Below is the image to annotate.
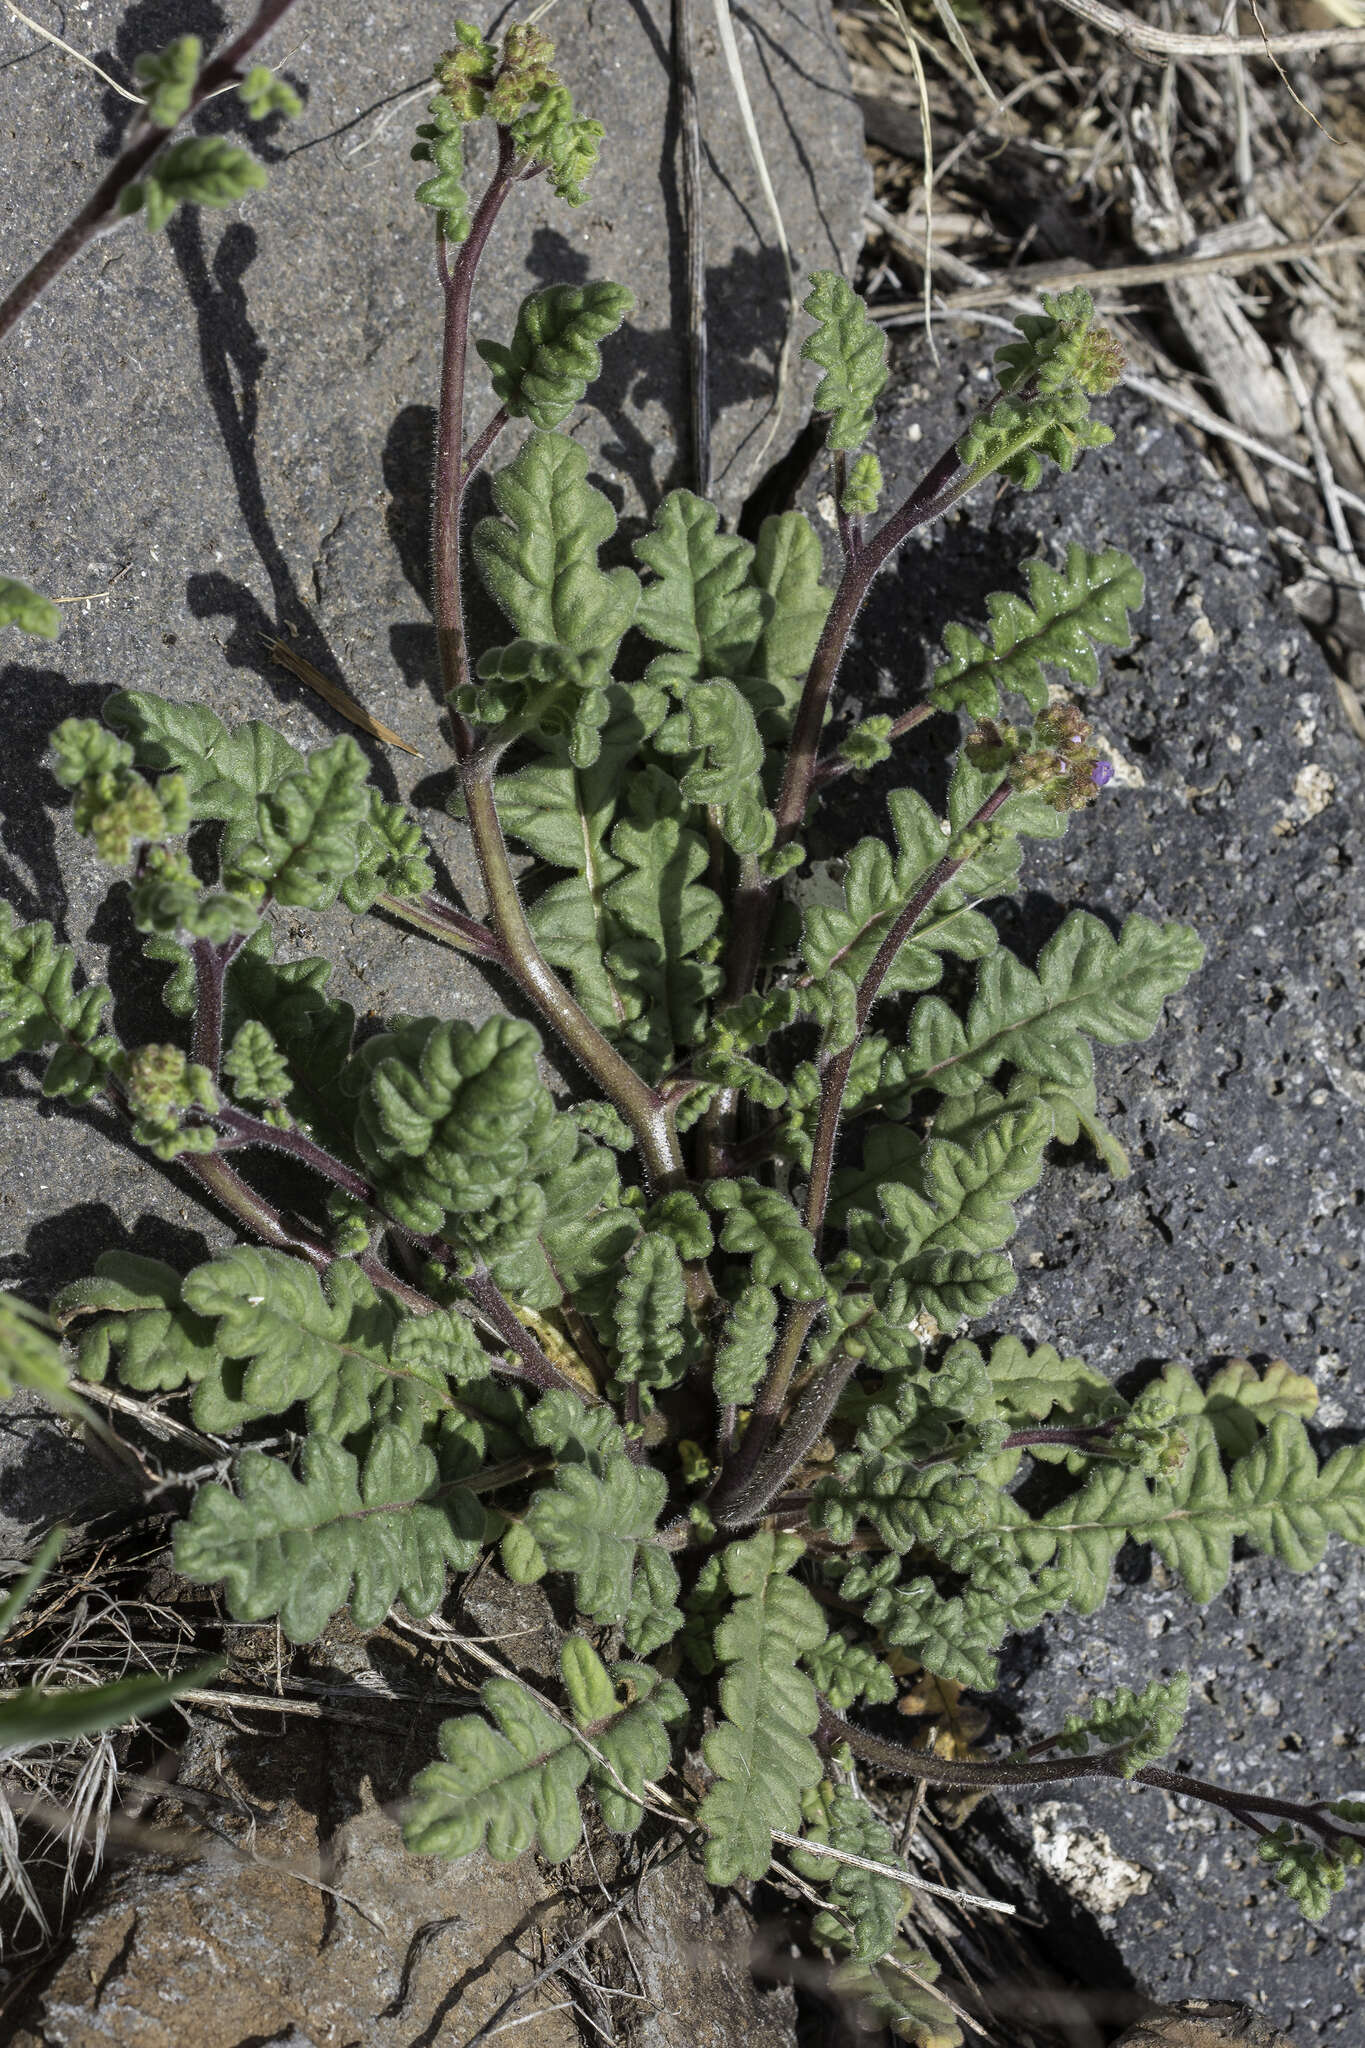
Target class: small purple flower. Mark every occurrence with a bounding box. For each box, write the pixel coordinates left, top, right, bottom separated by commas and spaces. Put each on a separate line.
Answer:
1091, 759, 1114, 789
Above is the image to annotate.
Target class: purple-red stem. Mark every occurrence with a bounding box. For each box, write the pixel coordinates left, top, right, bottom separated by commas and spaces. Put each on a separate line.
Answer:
723, 437, 973, 1008
0, 0, 304, 345
190, 932, 250, 1080
709, 782, 1012, 1525
375, 890, 504, 960
461, 405, 510, 491
434, 131, 518, 728
430, 145, 687, 1199
822, 1703, 1365, 1853
812, 701, 936, 791
183, 929, 583, 1391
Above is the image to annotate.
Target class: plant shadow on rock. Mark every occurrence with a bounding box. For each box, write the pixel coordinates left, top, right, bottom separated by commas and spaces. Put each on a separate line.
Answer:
167, 213, 397, 776
93, 0, 300, 163
93, 0, 227, 157
0, 664, 107, 937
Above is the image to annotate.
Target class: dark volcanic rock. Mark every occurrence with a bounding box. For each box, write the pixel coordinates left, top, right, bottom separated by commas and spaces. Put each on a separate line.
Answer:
825, 334, 1364, 2037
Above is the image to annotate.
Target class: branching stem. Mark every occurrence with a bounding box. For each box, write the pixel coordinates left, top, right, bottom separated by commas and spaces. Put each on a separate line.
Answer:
461, 404, 510, 490
430, 149, 687, 1195
823, 1704, 1365, 1854
189, 931, 249, 1081
0, 0, 303, 345
724, 437, 978, 1006
459, 1263, 604, 1401
180, 937, 582, 1387
710, 782, 1012, 1524
374, 891, 504, 960
812, 702, 935, 791
804, 781, 1013, 1248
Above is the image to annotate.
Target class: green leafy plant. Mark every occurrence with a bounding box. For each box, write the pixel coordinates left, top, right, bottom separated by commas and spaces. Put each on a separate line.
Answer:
0, 576, 60, 640
4, 14, 1363, 2026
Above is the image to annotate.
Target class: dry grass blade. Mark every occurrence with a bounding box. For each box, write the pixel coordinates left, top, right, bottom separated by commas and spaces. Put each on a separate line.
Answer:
0, 1787, 50, 1947
398, 1621, 1017, 1916
928, 0, 996, 102
871, 233, 1365, 312
58, 1735, 116, 1911
1047, 0, 1365, 58
1280, 347, 1365, 745
1, 0, 144, 102
877, 0, 937, 360
768, 1826, 1015, 1912
712, 0, 797, 479
266, 638, 423, 756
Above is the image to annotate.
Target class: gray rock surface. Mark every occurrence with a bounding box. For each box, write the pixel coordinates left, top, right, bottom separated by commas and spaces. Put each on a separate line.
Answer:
825, 335, 1364, 2037
0, 0, 866, 1541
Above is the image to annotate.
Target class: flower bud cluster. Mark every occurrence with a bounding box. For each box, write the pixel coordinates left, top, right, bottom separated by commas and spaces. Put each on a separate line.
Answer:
1077, 325, 1125, 397
115, 1043, 217, 1158
48, 717, 190, 863
435, 21, 560, 127
433, 23, 497, 121
966, 701, 1114, 812
429, 20, 602, 210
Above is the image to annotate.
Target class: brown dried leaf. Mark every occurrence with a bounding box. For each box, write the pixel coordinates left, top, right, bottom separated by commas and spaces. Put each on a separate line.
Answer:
894, 1668, 989, 1761
267, 639, 423, 757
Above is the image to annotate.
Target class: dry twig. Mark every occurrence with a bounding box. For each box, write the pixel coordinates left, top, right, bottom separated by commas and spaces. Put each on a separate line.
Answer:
1048, 0, 1365, 58
870, 234, 1365, 314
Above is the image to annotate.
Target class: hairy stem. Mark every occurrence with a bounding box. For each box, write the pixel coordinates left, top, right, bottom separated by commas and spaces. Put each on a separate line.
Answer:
0, 0, 303, 345
191, 1138, 581, 1388
204, 1104, 598, 1391
813, 701, 935, 791
175, 1157, 434, 1325
823, 1704, 1365, 1852
460, 1263, 615, 1407
804, 781, 1013, 1248
188, 1039, 585, 1393
189, 933, 249, 1081
428, 149, 687, 1196
460, 756, 686, 1191
181, 1155, 436, 1318
712, 1349, 860, 1529
709, 783, 1012, 1522
374, 890, 504, 960
461, 404, 510, 491
210, 1102, 375, 1200
433, 131, 518, 718
723, 437, 977, 1006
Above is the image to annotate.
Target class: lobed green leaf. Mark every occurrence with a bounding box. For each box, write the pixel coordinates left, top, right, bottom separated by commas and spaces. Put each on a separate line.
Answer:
801, 271, 888, 451
698, 1531, 827, 1883
175, 1426, 486, 1641
478, 282, 634, 429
